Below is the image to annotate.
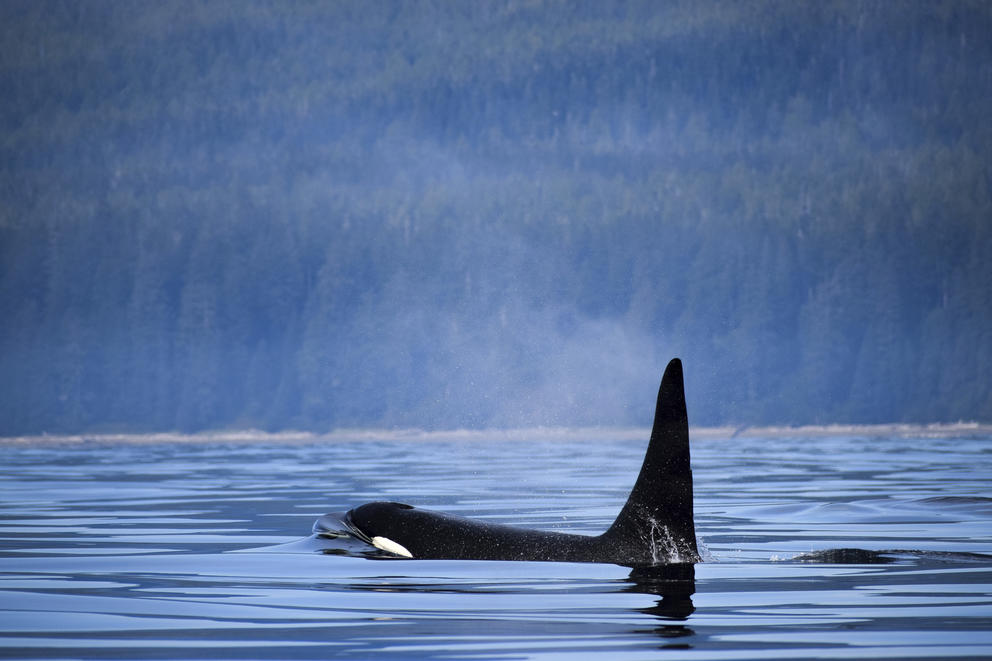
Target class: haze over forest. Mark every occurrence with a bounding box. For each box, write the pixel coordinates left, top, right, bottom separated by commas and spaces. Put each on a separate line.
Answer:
1, 1, 990, 435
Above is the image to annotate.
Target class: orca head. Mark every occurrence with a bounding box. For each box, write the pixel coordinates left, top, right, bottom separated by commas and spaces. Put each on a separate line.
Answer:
346, 501, 418, 557
347, 501, 414, 535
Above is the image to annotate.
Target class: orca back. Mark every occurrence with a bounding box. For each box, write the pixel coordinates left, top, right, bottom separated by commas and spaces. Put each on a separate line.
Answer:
601, 358, 699, 563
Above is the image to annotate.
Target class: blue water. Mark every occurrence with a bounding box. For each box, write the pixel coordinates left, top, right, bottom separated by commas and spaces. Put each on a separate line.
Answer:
1, 432, 991, 659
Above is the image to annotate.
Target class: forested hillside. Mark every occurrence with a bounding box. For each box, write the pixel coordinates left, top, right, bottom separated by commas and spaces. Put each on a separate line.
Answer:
1, 1, 990, 434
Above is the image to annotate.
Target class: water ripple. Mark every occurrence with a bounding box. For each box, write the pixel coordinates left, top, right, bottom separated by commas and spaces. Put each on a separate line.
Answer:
1, 434, 990, 659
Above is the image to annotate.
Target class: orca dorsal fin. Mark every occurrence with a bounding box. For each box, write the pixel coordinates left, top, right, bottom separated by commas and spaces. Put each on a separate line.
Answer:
602, 358, 699, 564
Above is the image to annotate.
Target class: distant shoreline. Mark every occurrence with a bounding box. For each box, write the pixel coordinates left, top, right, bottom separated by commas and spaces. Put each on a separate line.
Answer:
2, 422, 989, 445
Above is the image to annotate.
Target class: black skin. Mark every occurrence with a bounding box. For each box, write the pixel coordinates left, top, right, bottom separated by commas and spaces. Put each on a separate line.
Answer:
346, 502, 608, 562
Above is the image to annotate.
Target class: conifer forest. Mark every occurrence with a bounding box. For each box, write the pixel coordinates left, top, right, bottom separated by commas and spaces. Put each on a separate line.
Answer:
1, 1, 990, 434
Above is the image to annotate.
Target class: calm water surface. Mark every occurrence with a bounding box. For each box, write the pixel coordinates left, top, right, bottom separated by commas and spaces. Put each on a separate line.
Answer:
1, 433, 990, 659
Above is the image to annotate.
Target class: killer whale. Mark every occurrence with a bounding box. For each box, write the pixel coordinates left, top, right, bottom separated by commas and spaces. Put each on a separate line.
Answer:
314, 358, 699, 566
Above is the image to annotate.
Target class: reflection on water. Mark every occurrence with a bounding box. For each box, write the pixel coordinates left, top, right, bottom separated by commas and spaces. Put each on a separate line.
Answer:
627, 563, 696, 623
0, 433, 991, 659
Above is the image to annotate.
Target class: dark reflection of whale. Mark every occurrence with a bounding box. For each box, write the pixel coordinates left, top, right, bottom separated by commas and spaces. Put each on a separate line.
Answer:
314, 358, 699, 566
626, 563, 696, 621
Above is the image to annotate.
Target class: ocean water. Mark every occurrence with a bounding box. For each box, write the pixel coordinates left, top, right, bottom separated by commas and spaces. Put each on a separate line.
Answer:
1, 432, 990, 659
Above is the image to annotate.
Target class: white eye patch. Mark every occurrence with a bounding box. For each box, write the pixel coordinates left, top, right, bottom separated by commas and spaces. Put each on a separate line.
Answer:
371, 536, 413, 558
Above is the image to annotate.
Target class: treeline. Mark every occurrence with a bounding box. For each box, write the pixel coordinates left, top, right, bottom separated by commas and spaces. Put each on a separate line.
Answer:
1, 1, 990, 434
